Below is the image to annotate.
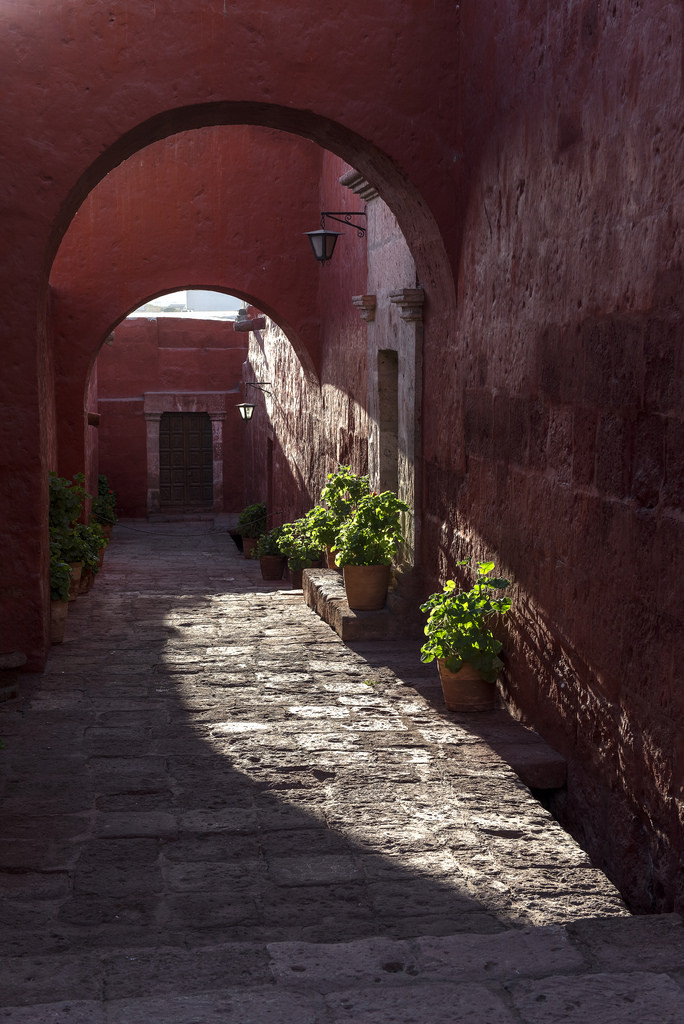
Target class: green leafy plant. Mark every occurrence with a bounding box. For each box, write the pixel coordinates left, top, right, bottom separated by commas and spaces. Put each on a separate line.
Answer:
279, 515, 322, 570
49, 472, 89, 534
237, 502, 267, 539
49, 472, 103, 578
420, 560, 511, 683
56, 523, 89, 564
92, 474, 117, 526
80, 521, 108, 573
321, 465, 371, 525
303, 504, 340, 550
334, 490, 410, 567
49, 543, 72, 603
255, 526, 285, 558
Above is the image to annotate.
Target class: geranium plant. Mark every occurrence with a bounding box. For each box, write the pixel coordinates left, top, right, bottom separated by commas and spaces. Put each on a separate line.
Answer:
49, 472, 89, 534
49, 543, 72, 603
49, 472, 104, 575
420, 560, 511, 683
319, 464, 368, 528
304, 504, 340, 550
80, 521, 108, 574
92, 474, 117, 526
237, 502, 267, 539
279, 516, 322, 571
334, 491, 410, 567
255, 526, 285, 558
56, 523, 95, 565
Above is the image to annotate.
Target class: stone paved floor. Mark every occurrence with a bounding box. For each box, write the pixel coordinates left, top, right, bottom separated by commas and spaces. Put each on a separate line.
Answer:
1, 520, 683, 1022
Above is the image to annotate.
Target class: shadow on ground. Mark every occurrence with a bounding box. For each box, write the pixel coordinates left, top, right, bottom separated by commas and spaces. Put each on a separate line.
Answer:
0, 521, 626, 968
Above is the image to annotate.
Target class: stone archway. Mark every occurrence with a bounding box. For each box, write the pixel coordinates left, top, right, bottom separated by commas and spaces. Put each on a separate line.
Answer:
22, 106, 458, 666
50, 117, 456, 558
1, 3, 461, 667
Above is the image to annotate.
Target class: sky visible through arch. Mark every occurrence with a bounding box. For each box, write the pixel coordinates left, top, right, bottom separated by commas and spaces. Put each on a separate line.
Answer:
129, 290, 244, 320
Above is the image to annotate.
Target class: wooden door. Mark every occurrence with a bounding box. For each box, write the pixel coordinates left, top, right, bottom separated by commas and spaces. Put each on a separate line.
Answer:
159, 412, 213, 510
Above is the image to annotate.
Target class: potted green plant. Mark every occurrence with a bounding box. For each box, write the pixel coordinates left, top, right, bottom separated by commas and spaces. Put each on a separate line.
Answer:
49, 471, 89, 534
56, 524, 95, 599
279, 515, 323, 587
49, 472, 91, 599
255, 526, 286, 580
318, 466, 371, 567
49, 543, 72, 644
91, 474, 117, 538
304, 505, 339, 566
237, 502, 267, 559
78, 521, 109, 593
334, 490, 410, 610
420, 560, 511, 711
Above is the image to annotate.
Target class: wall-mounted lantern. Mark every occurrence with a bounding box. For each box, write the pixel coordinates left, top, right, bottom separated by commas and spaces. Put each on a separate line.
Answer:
236, 403, 255, 421
236, 381, 272, 421
305, 210, 367, 266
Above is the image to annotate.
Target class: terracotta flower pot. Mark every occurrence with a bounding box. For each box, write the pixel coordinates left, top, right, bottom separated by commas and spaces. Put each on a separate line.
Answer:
288, 559, 317, 589
259, 555, 286, 580
342, 564, 390, 610
67, 562, 83, 602
242, 537, 258, 560
79, 566, 96, 594
50, 600, 68, 644
437, 658, 498, 712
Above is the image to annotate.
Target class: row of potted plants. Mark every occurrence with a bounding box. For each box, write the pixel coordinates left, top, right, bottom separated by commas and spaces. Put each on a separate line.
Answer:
238, 467, 410, 609
49, 472, 117, 643
237, 469, 513, 714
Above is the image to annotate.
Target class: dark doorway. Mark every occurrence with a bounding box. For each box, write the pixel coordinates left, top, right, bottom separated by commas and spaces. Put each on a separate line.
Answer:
159, 412, 213, 510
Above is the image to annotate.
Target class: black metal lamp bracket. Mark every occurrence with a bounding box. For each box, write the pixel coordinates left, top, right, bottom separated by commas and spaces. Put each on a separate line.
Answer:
244, 381, 272, 397
320, 210, 367, 237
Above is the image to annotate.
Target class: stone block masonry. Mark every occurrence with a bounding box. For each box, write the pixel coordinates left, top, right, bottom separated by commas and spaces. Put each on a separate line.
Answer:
1, 520, 681, 1020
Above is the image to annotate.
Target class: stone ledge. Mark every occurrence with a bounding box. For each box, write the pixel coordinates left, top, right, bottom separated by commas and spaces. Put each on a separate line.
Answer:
233, 316, 266, 332
473, 724, 568, 791
302, 568, 404, 642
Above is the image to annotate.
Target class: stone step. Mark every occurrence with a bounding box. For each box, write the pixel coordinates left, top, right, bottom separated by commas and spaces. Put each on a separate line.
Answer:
303, 567, 402, 641
346, 638, 569, 791
1, 915, 683, 1022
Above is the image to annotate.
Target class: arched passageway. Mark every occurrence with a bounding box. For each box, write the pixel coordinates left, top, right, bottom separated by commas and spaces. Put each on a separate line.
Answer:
50, 118, 440, 552
1, 0, 460, 669
2, 0, 683, 919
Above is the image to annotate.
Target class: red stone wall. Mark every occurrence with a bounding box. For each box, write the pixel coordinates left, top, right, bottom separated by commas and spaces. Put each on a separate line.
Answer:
96, 318, 249, 517
317, 153, 370, 477
242, 153, 369, 526
49, 125, 325, 491
418, 1, 684, 912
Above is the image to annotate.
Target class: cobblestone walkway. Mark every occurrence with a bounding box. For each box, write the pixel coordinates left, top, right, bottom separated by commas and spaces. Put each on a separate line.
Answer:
1, 520, 683, 1022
